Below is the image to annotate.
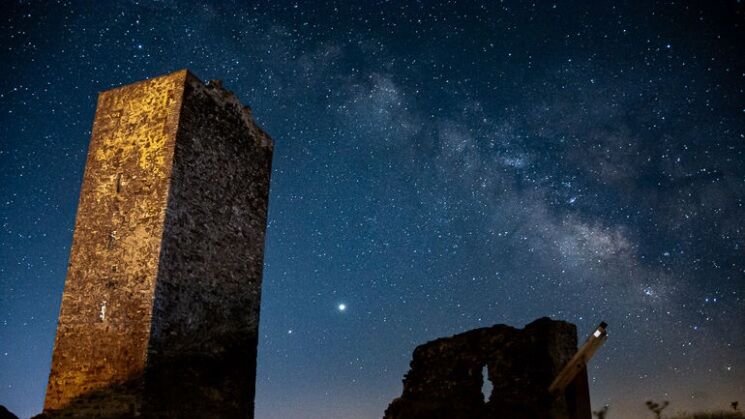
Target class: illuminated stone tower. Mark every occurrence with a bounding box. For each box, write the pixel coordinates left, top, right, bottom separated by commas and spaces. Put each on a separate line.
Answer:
43, 70, 273, 418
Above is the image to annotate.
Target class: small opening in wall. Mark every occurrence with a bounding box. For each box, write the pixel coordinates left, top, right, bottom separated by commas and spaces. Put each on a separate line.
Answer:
99, 301, 107, 321
115, 173, 122, 193
107, 230, 117, 249
481, 365, 492, 403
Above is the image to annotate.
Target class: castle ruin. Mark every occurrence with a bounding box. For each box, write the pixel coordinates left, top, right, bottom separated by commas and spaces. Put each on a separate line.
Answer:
384, 317, 592, 419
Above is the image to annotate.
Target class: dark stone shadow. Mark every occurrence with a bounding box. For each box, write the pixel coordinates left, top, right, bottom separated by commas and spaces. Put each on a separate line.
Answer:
34, 343, 257, 419
0, 405, 20, 419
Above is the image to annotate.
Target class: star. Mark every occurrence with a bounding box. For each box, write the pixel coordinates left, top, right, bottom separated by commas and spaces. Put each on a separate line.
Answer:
337, 303, 347, 312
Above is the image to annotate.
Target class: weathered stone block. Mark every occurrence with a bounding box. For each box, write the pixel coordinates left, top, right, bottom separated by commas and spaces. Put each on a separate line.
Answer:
42, 70, 273, 418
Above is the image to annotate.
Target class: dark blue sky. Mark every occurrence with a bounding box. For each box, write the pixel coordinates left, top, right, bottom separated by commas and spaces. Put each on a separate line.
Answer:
1, 1, 744, 417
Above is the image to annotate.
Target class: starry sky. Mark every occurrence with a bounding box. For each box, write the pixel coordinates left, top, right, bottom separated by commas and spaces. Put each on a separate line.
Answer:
1, 1, 744, 418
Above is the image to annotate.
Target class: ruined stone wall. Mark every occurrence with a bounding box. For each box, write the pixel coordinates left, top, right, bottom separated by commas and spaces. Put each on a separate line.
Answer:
383, 317, 591, 419
42, 70, 272, 418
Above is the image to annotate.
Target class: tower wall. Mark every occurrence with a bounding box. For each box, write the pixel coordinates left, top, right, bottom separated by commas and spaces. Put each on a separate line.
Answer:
143, 74, 273, 417
43, 70, 272, 418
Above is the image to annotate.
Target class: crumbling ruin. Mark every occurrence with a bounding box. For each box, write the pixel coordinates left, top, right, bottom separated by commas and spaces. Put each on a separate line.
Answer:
383, 317, 591, 419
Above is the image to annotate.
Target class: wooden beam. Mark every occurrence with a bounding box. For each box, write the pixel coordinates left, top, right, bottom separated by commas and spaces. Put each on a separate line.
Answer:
549, 321, 608, 394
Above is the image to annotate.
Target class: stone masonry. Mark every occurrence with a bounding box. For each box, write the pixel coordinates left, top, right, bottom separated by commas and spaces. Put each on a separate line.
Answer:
42, 70, 273, 418
383, 317, 591, 419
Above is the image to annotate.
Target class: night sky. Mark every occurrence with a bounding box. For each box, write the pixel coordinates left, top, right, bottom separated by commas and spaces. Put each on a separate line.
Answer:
1, 1, 744, 418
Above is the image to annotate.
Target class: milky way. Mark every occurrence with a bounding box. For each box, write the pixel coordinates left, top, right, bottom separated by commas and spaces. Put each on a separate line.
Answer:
1, 2, 743, 418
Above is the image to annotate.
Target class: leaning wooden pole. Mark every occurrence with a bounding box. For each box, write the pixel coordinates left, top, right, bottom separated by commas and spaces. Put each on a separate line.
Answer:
549, 321, 608, 395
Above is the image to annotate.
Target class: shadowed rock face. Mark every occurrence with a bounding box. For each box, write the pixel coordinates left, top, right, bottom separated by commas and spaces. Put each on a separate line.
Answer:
384, 317, 591, 419
0, 406, 19, 419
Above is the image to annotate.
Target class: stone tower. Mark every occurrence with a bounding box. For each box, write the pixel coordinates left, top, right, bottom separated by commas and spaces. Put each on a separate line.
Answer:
43, 70, 273, 418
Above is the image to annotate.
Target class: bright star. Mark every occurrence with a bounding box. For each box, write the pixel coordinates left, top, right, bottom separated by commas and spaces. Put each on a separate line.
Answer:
338, 303, 347, 312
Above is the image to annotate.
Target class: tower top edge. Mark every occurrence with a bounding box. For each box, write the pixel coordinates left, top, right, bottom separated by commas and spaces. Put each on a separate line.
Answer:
96, 69, 273, 149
